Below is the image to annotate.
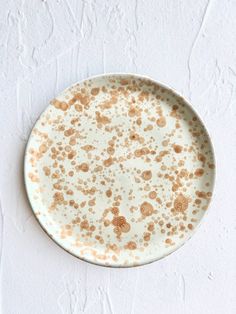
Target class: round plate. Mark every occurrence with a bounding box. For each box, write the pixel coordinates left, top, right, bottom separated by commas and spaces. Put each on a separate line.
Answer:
24, 74, 215, 267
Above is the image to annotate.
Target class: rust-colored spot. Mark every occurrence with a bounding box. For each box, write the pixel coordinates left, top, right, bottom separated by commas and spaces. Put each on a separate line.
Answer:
143, 232, 151, 241
91, 87, 100, 96
75, 104, 83, 112
74, 93, 90, 106
39, 143, 47, 153
140, 201, 154, 216
112, 216, 126, 227
68, 150, 76, 159
120, 79, 129, 85
195, 191, 210, 199
106, 189, 112, 198
43, 166, 50, 176
111, 207, 119, 215
188, 223, 193, 230
120, 223, 130, 233
64, 128, 75, 137
173, 144, 182, 153
129, 132, 140, 141
103, 157, 113, 167
149, 191, 157, 199
194, 168, 204, 177
52, 99, 69, 111
100, 96, 118, 109
156, 116, 166, 127
198, 153, 206, 163
96, 111, 111, 124
80, 220, 89, 230
53, 192, 64, 203
174, 194, 189, 212
141, 170, 152, 181
148, 222, 155, 232
77, 163, 89, 172
28, 172, 39, 182
107, 146, 115, 155
125, 241, 137, 250
81, 145, 95, 151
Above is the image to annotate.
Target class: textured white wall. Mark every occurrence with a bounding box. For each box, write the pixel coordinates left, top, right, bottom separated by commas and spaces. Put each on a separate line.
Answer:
0, 0, 236, 313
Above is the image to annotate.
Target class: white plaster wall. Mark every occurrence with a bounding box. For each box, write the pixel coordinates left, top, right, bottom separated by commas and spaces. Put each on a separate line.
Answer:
0, 0, 236, 313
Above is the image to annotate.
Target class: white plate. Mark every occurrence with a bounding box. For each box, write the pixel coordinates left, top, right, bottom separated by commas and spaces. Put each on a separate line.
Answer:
24, 74, 215, 267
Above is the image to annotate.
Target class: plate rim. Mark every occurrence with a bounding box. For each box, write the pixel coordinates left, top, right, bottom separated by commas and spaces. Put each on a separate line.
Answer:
23, 72, 216, 268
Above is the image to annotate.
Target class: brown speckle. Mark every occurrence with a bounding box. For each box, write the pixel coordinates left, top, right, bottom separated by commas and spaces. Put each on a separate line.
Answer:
77, 163, 89, 172
174, 194, 189, 213
91, 87, 100, 96
148, 222, 155, 232
112, 216, 126, 227
28, 172, 39, 182
141, 170, 152, 181
195, 168, 204, 177
198, 153, 206, 163
103, 157, 113, 167
143, 232, 151, 241
106, 189, 112, 197
149, 191, 157, 199
75, 104, 83, 112
188, 223, 193, 230
156, 117, 166, 127
39, 143, 47, 153
81, 145, 95, 151
52, 99, 69, 111
125, 241, 137, 250
140, 202, 154, 216
43, 166, 50, 176
173, 144, 183, 153
96, 111, 111, 125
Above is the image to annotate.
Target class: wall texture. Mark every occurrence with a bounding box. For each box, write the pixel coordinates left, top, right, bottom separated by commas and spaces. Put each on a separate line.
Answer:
0, 0, 236, 313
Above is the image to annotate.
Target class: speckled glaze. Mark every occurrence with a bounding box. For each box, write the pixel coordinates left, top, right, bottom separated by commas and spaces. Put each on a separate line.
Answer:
24, 74, 215, 267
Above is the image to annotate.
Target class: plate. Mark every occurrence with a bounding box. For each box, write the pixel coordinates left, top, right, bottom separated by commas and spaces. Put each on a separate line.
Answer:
24, 74, 215, 267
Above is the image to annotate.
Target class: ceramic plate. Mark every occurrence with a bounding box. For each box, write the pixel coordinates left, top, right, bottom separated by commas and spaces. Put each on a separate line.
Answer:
24, 74, 215, 267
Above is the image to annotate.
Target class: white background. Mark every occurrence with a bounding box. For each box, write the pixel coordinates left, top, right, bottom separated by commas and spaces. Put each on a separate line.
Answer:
0, 0, 236, 313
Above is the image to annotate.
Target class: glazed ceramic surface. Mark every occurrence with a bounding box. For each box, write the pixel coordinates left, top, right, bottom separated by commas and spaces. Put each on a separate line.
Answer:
24, 74, 215, 267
